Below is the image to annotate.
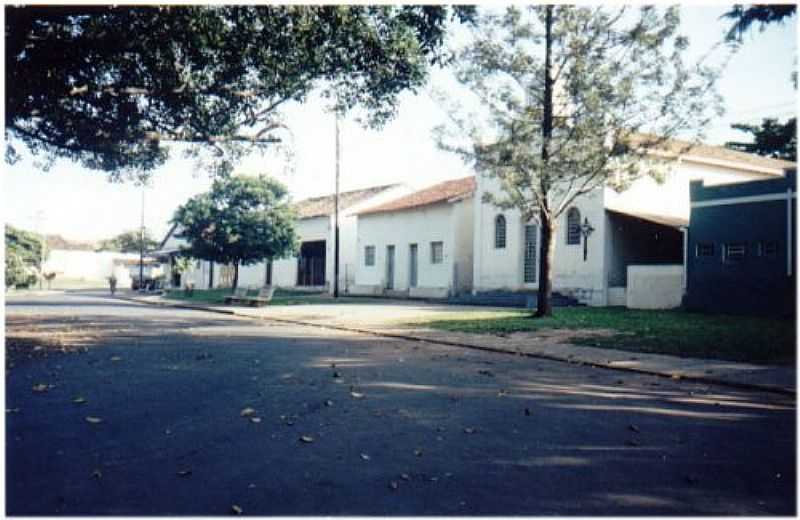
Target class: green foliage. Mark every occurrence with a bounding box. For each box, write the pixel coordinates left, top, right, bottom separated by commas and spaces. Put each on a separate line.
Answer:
171, 174, 298, 287
726, 117, 796, 161
418, 307, 795, 364
722, 4, 796, 42
5, 225, 45, 288
6, 5, 474, 180
98, 229, 158, 253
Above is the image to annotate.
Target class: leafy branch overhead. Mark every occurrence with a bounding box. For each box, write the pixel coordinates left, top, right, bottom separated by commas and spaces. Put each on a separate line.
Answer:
171, 174, 298, 289
6, 5, 475, 180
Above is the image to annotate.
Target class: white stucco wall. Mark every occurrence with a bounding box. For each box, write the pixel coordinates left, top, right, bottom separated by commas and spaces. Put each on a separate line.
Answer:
355, 201, 470, 295
43, 250, 141, 281
270, 215, 329, 288
626, 264, 683, 309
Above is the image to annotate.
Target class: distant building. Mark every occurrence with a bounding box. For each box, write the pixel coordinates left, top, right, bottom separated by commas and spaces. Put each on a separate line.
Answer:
685, 169, 796, 316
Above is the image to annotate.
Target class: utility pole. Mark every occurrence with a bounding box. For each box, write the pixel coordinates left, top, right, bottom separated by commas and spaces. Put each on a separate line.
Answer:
139, 185, 145, 291
333, 108, 341, 298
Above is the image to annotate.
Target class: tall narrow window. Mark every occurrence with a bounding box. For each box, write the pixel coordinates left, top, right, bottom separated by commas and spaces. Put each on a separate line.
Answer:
364, 246, 375, 266
430, 242, 444, 264
566, 208, 581, 245
494, 215, 507, 249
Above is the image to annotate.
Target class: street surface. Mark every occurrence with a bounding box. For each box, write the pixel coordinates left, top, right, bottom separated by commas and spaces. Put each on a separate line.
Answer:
5, 291, 796, 515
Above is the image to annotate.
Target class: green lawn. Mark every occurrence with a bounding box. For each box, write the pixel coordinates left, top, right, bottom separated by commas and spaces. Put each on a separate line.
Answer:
415, 307, 796, 365
163, 287, 331, 306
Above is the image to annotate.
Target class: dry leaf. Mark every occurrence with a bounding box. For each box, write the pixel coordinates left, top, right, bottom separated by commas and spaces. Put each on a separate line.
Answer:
110, 356, 122, 362
414, 448, 423, 457
324, 400, 333, 407
350, 392, 364, 399
85, 416, 103, 424
250, 417, 261, 424
625, 439, 641, 447
628, 424, 640, 433
91, 469, 102, 479
463, 427, 476, 434
73, 397, 87, 404
177, 469, 192, 477
360, 453, 371, 461
32, 384, 48, 393
240, 407, 256, 417
400, 473, 410, 481
6, 408, 20, 414
524, 408, 531, 416
231, 504, 243, 515
388, 480, 399, 490
299, 435, 314, 443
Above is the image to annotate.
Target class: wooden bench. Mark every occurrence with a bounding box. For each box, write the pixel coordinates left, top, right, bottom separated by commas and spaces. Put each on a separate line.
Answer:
224, 286, 251, 304
241, 286, 275, 307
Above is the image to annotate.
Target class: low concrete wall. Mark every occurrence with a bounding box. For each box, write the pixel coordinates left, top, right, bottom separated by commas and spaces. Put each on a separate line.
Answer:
607, 287, 627, 306
409, 286, 449, 299
626, 265, 683, 309
348, 284, 383, 296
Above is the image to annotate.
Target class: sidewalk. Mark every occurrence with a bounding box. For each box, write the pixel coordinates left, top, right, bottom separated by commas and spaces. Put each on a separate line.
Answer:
126, 293, 796, 396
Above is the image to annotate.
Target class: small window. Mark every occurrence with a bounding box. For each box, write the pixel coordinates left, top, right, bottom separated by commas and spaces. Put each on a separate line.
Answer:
364, 246, 375, 266
430, 241, 444, 264
566, 207, 581, 245
696, 243, 714, 257
494, 215, 507, 249
759, 241, 778, 257
723, 243, 746, 263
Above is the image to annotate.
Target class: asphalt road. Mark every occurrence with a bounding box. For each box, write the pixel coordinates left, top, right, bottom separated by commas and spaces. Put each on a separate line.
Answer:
5, 291, 796, 515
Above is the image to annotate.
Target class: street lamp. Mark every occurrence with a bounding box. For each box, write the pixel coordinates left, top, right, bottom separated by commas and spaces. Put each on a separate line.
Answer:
580, 217, 595, 262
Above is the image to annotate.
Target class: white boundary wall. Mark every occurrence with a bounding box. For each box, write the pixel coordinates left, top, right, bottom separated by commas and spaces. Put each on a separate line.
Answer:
626, 264, 683, 309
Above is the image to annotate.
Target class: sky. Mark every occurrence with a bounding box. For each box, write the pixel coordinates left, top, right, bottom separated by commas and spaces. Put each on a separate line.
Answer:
3, 4, 797, 243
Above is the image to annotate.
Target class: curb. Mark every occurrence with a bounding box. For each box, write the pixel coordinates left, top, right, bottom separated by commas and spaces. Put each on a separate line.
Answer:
120, 295, 796, 397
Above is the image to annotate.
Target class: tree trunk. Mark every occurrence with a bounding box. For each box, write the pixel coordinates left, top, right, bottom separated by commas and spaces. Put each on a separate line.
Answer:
535, 214, 557, 317
208, 261, 214, 289
534, 5, 555, 319
233, 261, 239, 290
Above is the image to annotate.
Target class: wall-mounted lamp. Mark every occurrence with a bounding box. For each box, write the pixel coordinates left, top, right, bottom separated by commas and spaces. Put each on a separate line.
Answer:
581, 217, 595, 262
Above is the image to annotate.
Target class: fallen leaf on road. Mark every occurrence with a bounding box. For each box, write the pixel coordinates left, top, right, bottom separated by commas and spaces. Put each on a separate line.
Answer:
91, 469, 102, 479
110, 356, 122, 362
85, 416, 103, 424
360, 453, 371, 461
628, 424, 640, 433
73, 397, 87, 404
231, 504, 243, 515
463, 427, 476, 434
414, 448, 423, 457
324, 400, 333, 407
240, 407, 256, 417
250, 417, 262, 424
299, 435, 314, 443
332, 371, 341, 378
400, 473, 410, 481
625, 439, 640, 447
524, 408, 532, 416
478, 369, 494, 377
497, 389, 507, 397
350, 392, 364, 399
32, 384, 49, 393
388, 481, 399, 490
6, 408, 20, 414
177, 469, 192, 477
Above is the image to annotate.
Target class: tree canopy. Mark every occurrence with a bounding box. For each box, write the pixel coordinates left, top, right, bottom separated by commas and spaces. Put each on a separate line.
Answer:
6, 5, 474, 180
722, 4, 796, 41
438, 5, 724, 316
97, 229, 159, 253
171, 174, 297, 289
5, 225, 45, 288
726, 117, 797, 161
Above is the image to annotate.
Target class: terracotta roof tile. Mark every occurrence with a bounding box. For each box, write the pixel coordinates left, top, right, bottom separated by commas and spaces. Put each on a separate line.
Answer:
293, 184, 399, 219
357, 176, 475, 216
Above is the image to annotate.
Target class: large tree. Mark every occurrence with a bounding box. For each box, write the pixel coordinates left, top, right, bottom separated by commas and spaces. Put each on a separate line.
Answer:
721, 4, 796, 42
6, 5, 474, 181
5, 225, 46, 288
438, 6, 723, 316
726, 117, 797, 161
172, 174, 297, 290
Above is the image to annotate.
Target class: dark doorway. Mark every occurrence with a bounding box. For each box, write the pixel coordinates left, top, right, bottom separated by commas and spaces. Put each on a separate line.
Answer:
297, 241, 326, 286
386, 245, 395, 290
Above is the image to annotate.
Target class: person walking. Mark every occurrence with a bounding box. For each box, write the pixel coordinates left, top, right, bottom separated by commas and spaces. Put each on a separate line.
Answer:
108, 275, 117, 296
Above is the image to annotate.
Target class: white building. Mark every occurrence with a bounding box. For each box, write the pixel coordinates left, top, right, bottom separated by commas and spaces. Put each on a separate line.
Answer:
472, 139, 793, 307
352, 177, 475, 298
348, 139, 792, 308
157, 183, 409, 292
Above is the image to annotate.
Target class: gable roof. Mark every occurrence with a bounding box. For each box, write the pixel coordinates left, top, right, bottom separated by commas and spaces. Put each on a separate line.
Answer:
633, 134, 795, 174
293, 183, 400, 219
357, 176, 476, 216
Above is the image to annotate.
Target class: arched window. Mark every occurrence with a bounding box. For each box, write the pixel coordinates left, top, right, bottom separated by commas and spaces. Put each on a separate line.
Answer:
495, 214, 507, 249
566, 207, 581, 245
